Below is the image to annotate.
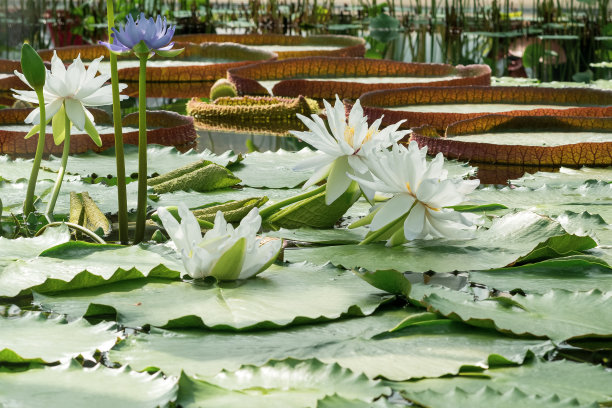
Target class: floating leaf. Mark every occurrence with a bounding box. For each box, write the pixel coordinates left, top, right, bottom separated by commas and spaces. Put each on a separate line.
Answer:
402, 386, 599, 408
187, 96, 319, 135
423, 287, 612, 342
109, 309, 552, 381
0, 225, 70, 265
359, 85, 612, 131
0, 361, 177, 408
0, 242, 182, 298
227, 57, 491, 99
0, 312, 117, 364
392, 359, 612, 406
283, 211, 587, 272
177, 359, 389, 408
173, 33, 366, 59
411, 115, 612, 166
0, 109, 196, 155
34, 263, 392, 330
470, 255, 612, 294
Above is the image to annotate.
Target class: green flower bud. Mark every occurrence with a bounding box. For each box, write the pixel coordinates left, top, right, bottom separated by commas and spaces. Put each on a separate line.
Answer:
209, 79, 237, 100
20, 43, 46, 90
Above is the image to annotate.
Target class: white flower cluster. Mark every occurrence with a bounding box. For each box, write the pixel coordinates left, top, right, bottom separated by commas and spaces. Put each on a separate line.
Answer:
293, 96, 482, 246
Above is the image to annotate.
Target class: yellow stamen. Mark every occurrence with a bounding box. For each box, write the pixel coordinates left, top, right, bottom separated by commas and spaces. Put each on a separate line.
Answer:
405, 182, 440, 211
344, 126, 376, 149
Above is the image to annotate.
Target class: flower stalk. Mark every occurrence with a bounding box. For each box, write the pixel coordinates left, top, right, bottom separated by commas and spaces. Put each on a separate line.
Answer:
133, 54, 148, 244
23, 89, 46, 216
258, 184, 326, 219
45, 105, 70, 215
106, 0, 128, 244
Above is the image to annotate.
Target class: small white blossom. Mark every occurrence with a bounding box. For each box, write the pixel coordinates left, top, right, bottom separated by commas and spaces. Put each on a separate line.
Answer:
158, 205, 282, 280
350, 141, 482, 245
291, 96, 409, 205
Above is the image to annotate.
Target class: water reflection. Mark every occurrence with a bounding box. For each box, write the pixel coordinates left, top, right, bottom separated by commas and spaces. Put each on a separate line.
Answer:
195, 128, 308, 155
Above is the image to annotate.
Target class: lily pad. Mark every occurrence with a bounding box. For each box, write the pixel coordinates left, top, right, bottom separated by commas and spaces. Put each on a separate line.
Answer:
283, 211, 591, 272
0, 109, 196, 155
0, 361, 177, 408
0, 242, 183, 298
227, 57, 491, 99
392, 359, 612, 406
0, 224, 69, 265
177, 359, 389, 408
469, 255, 612, 294
35, 42, 275, 83
359, 85, 612, 131
173, 33, 366, 59
411, 115, 612, 166
187, 95, 319, 135
230, 148, 322, 188
34, 263, 393, 330
423, 286, 612, 342
43, 145, 237, 180
0, 312, 117, 363
510, 166, 612, 189
109, 309, 552, 381
400, 386, 599, 408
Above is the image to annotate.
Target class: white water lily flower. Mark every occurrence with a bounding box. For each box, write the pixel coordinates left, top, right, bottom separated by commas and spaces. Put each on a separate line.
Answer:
350, 141, 482, 245
157, 205, 282, 280
291, 95, 410, 205
12, 51, 127, 136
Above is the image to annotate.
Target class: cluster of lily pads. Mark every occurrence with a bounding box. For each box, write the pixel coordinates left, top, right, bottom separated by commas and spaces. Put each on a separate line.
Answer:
0, 8, 611, 408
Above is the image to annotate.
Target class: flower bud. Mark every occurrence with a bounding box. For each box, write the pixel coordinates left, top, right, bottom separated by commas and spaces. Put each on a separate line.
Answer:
20, 43, 46, 90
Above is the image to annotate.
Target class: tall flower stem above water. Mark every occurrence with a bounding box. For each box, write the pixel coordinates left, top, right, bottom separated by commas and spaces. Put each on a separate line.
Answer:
133, 55, 148, 244
46, 106, 70, 215
23, 90, 45, 216
106, 0, 128, 244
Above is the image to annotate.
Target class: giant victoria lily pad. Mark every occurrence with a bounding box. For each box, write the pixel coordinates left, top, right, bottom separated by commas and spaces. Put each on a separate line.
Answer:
358, 86, 612, 131
34, 42, 276, 83
187, 96, 319, 135
0, 108, 196, 155
227, 57, 491, 100
411, 115, 612, 166
173, 33, 366, 59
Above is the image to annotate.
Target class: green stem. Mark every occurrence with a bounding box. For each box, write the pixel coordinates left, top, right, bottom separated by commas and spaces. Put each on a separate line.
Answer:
45, 106, 70, 215
107, 0, 128, 244
35, 221, 107, 244
259, 184, 326, 219
133, 55, 148, 244
23, 89, 46, 216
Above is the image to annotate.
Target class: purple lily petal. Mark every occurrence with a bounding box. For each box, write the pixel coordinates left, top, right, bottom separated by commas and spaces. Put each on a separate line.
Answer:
100, 12, 178, 55
99, 40, 130, 53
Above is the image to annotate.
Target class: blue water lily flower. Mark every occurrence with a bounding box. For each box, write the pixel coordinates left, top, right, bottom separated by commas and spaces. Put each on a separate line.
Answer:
100, 13, 181, 57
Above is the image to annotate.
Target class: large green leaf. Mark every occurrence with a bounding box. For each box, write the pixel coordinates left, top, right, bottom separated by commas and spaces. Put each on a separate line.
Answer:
267, 227, 368, 244
283, 212, 591, 272
401, 386, 599, 408
177, 359, 390, 408
0, 360, 177, 408
467, 183, 612, 226
0, 225, 69, 264
109, 309, 552, 381
230, 148, 322, 188
391, 359, 612, 406
34, 263, 393, 330
43, 145, 237, 179
0, 155, 63, 182
0, 312, 117, 363
470, 255, 612, 294
315, 395, 402, 408
0, 242, 183, 298
511, 167, 612, 189
423, 287, 612, 342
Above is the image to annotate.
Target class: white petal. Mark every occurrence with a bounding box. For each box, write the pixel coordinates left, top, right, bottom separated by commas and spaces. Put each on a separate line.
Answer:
302, 161, 333, 189
293, 153, 335, 171
177, 204, 203, 245
370, 194, 414, 231
64, 98, 86, 130
325, 156, 352, 205
347, 155, 369, 175
403, 202, 426, 240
